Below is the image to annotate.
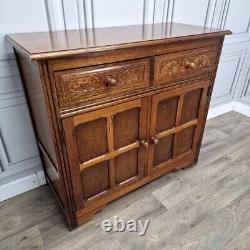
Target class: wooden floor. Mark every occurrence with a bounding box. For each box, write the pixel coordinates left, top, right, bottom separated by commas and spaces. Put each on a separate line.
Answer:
1, 111, 250, 250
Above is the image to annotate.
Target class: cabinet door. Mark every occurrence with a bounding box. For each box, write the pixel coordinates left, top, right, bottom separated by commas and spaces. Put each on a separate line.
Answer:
63, 98, 148, 210
148, 80, 210, 174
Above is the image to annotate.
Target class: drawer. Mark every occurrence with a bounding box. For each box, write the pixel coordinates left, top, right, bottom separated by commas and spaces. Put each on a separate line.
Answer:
54, 58, 150, 108
153, 46, 217, 85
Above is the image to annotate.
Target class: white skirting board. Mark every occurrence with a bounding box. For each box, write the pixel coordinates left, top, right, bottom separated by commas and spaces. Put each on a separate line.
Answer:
234, 102, 250, 117
208, 101, 250, 120
207, 101, 235, 119
0, 171, 46, 202
0, 101, 249, 202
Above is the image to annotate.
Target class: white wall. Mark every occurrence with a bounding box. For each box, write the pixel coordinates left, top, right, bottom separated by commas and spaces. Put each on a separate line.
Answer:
0, 0, 250, 201
0, 0, 49, 201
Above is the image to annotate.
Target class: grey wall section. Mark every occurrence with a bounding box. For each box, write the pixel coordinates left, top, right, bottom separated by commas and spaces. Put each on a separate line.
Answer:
0, 62, 40, 186
0, 0, 49, 200
1, 0, 250, 201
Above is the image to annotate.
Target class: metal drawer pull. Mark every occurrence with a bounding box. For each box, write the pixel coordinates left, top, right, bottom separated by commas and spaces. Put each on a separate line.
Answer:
185, 61, 196, 70
105, 77, 117, 87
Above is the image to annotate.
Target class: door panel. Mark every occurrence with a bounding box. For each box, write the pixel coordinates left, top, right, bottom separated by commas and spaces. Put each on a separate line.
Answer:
180, 88, 202, 124
113, 108, 139, 149
173, 126, 196, 157
114, 149, 138, 184
148, 80, 210, 174
81, 161, 110, 199
156, 96, 179, 133
75, 118, 108, 162
153, 135, 174, 167
63, 98, 148, 209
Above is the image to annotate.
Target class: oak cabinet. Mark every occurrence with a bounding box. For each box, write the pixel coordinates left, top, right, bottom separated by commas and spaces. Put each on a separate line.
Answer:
6, 23, 231, 229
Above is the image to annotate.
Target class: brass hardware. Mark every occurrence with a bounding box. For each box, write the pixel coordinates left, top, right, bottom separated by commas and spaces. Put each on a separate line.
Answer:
105, 77, 117, 87
185, 61, 196, 69
151, 137, 159, 144
140, 140, 149, 148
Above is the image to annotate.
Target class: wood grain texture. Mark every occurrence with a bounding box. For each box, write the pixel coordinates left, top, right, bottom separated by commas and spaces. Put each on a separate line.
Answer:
15, 53, 58, 166
50, 38, 223, 73
154, 46, 217, 85
148, 80, 209, 174
6, 23, 231, 60
63, 98, 147, 207
54, 58, 149, 109
0, 226, 45, 250
164, 190, 250, 250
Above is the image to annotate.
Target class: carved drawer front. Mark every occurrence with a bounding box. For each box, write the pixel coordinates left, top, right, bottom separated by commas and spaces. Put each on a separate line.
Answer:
154, 46, 217, 85
54, 58, 150, 109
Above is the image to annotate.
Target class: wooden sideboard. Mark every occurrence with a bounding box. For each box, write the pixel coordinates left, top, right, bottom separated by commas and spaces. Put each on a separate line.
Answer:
6, 23, 231, 229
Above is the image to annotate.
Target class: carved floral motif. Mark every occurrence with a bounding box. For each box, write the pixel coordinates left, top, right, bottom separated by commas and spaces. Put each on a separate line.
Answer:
158, 53, 214, 80
56, 61, 148, 107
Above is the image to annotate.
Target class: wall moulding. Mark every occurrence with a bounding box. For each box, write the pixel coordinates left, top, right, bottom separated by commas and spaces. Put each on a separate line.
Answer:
212, 48, 247, 105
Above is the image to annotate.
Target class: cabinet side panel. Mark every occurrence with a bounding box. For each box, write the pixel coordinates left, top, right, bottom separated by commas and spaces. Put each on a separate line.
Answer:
15, 52, 69, 215
16, 54, 57, 165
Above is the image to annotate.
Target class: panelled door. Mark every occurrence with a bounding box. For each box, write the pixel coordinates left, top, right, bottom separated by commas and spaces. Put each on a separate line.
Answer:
63, 98, 148, 210
147, 80, 210, 174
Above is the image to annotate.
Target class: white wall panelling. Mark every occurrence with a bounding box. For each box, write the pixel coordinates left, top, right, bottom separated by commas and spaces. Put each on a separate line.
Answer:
0, 0, 250, 201
207, 101, 234, 119
234, 101, 250, 117
211, 48, 247, 106
0, 0, 50, 200
0, 100, 40, 182
0, 58, 41, 187
44, 0, 66, 31
234, 44, 250, 105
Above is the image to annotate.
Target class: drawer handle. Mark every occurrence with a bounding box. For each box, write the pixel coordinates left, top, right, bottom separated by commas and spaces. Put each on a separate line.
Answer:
105, 77, 117, 87
185, 62, 196, 70
151, 137, 159, 145
140, 140, 149, 148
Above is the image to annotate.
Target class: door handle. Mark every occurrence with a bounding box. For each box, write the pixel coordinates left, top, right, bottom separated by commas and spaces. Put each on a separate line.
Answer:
140, 140, 149, 148
151, 137, 159, 144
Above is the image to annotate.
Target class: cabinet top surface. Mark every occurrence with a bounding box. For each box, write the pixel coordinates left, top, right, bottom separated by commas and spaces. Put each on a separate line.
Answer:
6, 23, 231, 60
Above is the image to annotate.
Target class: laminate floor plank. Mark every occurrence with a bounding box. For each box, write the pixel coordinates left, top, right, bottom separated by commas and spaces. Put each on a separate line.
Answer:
0, 186, 60, 242
144, 165, 250, 249
198, 126, 250, 166
0, 112, 250, 250
162, 189, 250, 250
224, 225, 250, 250
0, 226, 45, 250
204, 111, 250, 135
